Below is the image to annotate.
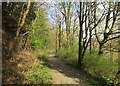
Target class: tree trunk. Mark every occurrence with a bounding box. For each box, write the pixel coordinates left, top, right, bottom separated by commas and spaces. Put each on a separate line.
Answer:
89, 28, 92, 54
66, 18, 70, 50
65, 2, 71, 50
23, 35, 28, 50
78, 2, 83, 67
16, 0, 31, 37
98, 43, 104, 55
58, 24, 61, 50
56, 30, 58, 53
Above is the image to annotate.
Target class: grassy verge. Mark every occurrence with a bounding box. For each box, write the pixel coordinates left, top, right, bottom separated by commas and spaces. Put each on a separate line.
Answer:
23, 50, 52, 84
24, 65, 52, 84
3, 50, 52, 84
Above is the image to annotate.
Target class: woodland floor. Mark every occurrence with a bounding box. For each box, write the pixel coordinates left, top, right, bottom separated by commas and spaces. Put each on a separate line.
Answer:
46, 54, 90, 85
2, 49, 100, 85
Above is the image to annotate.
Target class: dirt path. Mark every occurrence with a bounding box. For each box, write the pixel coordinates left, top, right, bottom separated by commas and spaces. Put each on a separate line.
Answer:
47, 55, 88, 85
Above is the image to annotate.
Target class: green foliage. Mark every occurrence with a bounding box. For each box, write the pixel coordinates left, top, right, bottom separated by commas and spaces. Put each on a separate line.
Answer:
57, 45, 78, 66
28, 8, 50, 51
31, 39, 43, 50
83, 49, 118, 85
84, 50, 99, 72
66, 47, 78, 66
24, 65, 52, 84
58, 46, 118, 85
38, 54, 48, 63
57, 48, 68, 58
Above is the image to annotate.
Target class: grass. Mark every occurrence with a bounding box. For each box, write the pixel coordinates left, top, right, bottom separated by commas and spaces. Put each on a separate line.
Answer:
24, 65, 52, 84
23, 49, 53, 84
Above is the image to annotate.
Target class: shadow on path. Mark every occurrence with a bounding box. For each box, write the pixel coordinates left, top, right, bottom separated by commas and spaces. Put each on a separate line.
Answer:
45, 54, 88, 85
45, 54, 109, 85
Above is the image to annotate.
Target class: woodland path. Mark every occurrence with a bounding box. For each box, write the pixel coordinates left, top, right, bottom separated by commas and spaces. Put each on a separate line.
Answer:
47, 54, 90, 85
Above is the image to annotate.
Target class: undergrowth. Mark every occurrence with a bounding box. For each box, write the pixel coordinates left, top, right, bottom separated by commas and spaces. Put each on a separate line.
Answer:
23, 49, 52, 84
3, 49, 52, 84
24, 65, 52, 84
83, 49, 118, 85
56, 46, 119, 85
57, 46, 78, 66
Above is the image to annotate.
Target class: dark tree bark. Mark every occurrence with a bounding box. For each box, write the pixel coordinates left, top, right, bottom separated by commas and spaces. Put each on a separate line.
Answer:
78, 2, 83, 66
98, 43, 104, 55
58, 24, 62, 50
89, 29, 92, 54
95, 2, 120, 55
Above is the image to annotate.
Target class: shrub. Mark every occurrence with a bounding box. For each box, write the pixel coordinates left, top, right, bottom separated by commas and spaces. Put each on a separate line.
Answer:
83, 49, 118, 85
56, 47, 69, 59
38, 54, 48, 63
57, 46, 78, 66
31, 39, 42, 50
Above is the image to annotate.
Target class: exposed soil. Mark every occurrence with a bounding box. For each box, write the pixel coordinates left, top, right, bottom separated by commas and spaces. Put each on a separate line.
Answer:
47, 54, 89, 85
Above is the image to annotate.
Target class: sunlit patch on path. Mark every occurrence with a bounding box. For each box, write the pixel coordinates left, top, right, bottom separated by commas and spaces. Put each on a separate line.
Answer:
47, 54, 85, 85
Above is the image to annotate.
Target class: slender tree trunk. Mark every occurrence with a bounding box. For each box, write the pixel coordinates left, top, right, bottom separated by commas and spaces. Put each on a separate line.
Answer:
78, 2, 83, 67
16, 0, 31, 37
8, 1, 31, 57
109, 40, 112, 57
23, 35, 28, 50
98, 43, 104, 55
58, 24, 61, 50
64, 2, 71, 50
56, 30, 58, 53
66, 18, 70, 49
89, 28, 92, 54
